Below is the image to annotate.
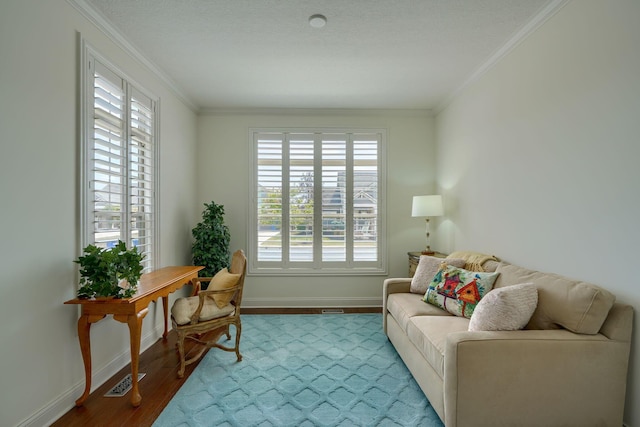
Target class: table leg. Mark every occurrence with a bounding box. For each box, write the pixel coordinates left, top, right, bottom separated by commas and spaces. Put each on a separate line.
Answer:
162, 295, 169, 339
75, 315, 92, 407
75, 313, 106, 407
115, 308, 148, 407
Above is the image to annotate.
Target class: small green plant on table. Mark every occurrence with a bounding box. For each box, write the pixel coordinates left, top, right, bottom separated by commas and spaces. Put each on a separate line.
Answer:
75, 240, 145, 299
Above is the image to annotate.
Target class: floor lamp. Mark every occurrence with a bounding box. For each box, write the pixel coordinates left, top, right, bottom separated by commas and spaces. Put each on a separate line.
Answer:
411, 195, 443, 255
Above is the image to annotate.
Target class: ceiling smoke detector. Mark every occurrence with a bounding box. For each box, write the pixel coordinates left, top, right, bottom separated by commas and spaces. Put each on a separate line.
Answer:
309, 14, 327, 28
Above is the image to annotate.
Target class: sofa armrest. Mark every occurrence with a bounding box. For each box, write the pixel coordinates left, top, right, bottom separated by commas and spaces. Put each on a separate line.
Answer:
383, 278, 411, 295
599, 302, 633, 342
382, 278, 412, 334
443, 329, 631, 427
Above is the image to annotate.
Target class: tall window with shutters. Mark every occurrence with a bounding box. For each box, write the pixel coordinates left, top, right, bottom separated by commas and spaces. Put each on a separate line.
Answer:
250, 129, 387, 275
81, 44, 159, 272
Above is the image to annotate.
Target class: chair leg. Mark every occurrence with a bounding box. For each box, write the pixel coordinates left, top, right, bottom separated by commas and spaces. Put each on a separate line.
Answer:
234, 322, 242, 362
176, 330, 186, 379
224, 325, 231, 340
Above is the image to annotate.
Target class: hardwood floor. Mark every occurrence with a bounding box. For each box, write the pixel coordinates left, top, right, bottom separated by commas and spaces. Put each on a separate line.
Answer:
52, 307, 380, 427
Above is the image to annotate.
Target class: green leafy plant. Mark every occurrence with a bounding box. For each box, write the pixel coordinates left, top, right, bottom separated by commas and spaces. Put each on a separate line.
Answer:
192, 201, 231, 278
75, 240, 145, 299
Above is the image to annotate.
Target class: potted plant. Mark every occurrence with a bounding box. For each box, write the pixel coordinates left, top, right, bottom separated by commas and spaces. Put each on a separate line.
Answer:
75, 240, 145, 299
192, 201, 231, 279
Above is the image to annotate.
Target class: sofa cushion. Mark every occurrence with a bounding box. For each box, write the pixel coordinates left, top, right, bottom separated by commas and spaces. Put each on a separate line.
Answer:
424, 265, 499, 318
407, 315, 470, 379
481, 259, 500, 273
387, 292, 452, 332
495, 263, 615, 334
468, 283, 538, 331
410, 255, 465, 294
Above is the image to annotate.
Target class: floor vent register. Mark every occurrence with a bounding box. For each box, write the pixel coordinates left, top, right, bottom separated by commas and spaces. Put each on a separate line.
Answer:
104, 373, 146, 397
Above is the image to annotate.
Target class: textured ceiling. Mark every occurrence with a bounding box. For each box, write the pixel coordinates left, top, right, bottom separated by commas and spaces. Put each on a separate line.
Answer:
83, 0, 555, 111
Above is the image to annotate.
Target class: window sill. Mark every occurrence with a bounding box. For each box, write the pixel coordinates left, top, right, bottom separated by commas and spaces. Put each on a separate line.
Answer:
247, 267, 388, 277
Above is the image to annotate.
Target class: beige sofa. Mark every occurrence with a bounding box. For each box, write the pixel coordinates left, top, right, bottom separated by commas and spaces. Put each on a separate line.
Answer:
383, 260, 633, 427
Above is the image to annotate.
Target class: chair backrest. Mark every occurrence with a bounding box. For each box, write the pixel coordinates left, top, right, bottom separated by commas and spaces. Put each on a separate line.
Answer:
228, 249, 247, 310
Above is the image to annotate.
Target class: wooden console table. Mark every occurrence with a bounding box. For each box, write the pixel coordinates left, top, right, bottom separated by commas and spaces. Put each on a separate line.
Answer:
65, 265, 203, 407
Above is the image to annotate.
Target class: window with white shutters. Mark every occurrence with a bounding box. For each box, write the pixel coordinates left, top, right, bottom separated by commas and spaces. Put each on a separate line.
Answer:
250, 129, 386, 275
81, 44, 159, 272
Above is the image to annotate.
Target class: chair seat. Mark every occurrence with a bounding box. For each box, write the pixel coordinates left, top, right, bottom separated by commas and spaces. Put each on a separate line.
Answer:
171, 295, 235, 325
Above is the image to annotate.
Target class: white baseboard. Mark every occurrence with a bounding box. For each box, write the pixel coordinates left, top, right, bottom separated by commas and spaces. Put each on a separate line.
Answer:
243, 296, 382, 308
17, 326, 164, 427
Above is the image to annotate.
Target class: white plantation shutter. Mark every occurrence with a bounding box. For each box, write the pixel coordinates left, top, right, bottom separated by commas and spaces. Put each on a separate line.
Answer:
83, 47, 158, 272
256, 134, 284, 262
251, 129, 386, 275
289, 135, 314, 263
91, 61, 125, 248
353, 137, 379, 262
321, 136, 346, 262
129, 88, 155, 270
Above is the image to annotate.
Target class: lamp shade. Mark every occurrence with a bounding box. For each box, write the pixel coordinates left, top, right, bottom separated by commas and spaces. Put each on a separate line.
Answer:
411, 195, 443, 217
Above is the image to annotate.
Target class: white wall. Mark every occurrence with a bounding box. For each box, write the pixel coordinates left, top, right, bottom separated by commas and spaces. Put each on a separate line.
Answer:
196, 110, 435, 307
435, 0, 640, 424
0, 1, 199, 426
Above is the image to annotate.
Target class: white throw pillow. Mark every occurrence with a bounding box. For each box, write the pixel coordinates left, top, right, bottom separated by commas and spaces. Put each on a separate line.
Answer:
410, 256, 465, 294
468, 283, 538, 331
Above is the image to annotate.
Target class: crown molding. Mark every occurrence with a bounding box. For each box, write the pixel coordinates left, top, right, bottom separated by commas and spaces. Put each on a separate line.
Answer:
435, 0, 571, 114
199, 107, 434, 117
67, 0, 198, 112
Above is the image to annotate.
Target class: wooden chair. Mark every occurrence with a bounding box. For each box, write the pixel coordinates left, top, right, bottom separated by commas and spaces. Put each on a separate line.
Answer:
170, 249, 247, 378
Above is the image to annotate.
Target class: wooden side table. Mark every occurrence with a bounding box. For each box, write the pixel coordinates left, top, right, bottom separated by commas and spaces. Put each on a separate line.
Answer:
407, 251, 447, 277
65, 265, 203, 407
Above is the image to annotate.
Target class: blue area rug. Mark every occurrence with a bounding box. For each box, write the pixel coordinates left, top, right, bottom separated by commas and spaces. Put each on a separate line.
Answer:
154, 314, 443, 427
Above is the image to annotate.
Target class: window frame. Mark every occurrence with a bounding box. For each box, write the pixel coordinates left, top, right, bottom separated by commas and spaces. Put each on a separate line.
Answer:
79, 38, 160, 272
249, 128, 387, 276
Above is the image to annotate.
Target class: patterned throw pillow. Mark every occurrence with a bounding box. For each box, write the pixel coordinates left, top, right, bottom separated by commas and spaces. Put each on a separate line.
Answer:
424, 265, 500, 318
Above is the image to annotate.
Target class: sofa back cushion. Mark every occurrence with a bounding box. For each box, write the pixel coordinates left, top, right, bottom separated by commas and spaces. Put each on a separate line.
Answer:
495, 263, 615, 334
